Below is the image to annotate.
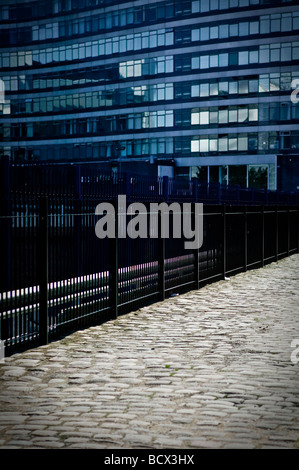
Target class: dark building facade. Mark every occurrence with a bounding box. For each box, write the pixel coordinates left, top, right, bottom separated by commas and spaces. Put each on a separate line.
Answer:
0, 0, 299, 190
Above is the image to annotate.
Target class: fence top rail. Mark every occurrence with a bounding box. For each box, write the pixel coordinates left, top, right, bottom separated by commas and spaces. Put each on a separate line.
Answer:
1, 159, 298, 206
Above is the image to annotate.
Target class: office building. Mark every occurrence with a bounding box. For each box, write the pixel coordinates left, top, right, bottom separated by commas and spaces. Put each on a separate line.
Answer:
0, 0, 299, 189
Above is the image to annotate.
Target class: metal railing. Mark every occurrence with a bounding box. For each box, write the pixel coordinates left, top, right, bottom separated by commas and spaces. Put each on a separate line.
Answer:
1, 158, 299, 355
2, 157, 299, 206
1, 196, 298, 356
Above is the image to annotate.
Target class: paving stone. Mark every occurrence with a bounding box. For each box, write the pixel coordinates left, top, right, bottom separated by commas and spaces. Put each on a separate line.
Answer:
0, 255, 299, 449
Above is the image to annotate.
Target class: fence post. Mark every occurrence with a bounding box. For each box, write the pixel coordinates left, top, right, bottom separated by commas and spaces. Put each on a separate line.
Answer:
124, 172, 131, 199
244, 205, 248, 272
275, 205, 279, 261
39, 196, 49, 346
217, 183, 221, 205
261, 205, 265, 267
0, 155, 11, 292
194, 201, 200, 290
287, 206, 290, 257
73, 164, 82, 277
109, 199, 118, 319
163, 176, 169, 203
222, 203, 226, 279
158, 209, 165, 301
192, 178, 198, 203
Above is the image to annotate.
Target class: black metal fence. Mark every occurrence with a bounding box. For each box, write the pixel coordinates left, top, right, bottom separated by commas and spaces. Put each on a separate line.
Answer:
1, 158, 299, 356
3, 158, 299, 206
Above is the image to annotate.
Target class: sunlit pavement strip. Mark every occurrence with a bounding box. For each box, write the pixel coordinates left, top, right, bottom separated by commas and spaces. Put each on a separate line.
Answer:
0, 254, 299, 449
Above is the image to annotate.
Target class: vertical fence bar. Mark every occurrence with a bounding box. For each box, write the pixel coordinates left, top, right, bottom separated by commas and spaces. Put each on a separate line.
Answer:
222, 204, 226, 279
244, 205, 248, 272
192, 178, 198, 203
163, 176, 169, 203
73, 165, 82, 277
275, 205, 279, 261
287, 206, 290, 257
194, 248, 199, 290
261, 205, 265, 267
158, 209, 165, 301
193, 203, 200, 289
0, 155, 11, 292
39, 196, 49, 345
109, 199, 118, 319
124, 172, 131, 199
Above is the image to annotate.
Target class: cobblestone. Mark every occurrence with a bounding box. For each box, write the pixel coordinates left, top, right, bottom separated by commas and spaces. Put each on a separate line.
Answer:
0, 255, 299, 449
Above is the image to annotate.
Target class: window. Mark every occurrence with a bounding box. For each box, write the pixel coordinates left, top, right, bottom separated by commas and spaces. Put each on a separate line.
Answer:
282, 14, 292, 31
250, 22, 259, 35
210, 83, 218, 96
270, 45, 280, 62
219, 54, 228, 67
229, 137, 238, 151
200, 83, 209, 97
192, 56, 200, 69
239, 80, 248, 94
271, 14, 280, 32
200, 111, 209, 125
200, 55, 209, 69
192, 29, 200, 41
250, 51, 258, 64
270, 75, 280, 92
270, 103, 280, 121
210, 55, 218, 68
260, 46, 269, 63
166, 56, 174, 73
249, 107, 258, 121
219, 25, 228, 38
259, 76, 269, 93
249, 79, 258, 93
210, 138, 218, 152
239, 51, 248, 65
157, 84, 164, 101
201, 27, 209, 41
210, 26, 218, 39
281, 43, 292, 62
293, 42, 299, 60
191, 0, 200, 13
229, 52, 238, 66
165, 84, 174, 100
210, 0, 219, 10
158, 111, 164, 127
210, 111, 218, 124
219, 136, 228, 152
238, 136, 248, 151
219, 81, 229, 95
165, 111, 173, 127
230, 24, 238, 37
238, 108, 248, 123
229, 109, 238, 123
200, 139, 209, 153
281, 103, 291, 121
219, 109, 228, 124
191, 84, 199, 97
239, 22, 249, 36
191, 139, 199, 152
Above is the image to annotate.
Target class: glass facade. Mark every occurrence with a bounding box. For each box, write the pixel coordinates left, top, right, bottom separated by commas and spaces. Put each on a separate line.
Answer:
1, 0, 299, 189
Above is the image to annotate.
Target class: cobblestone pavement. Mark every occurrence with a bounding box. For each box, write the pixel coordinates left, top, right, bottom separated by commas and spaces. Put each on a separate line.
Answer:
0, 255, 299, 450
